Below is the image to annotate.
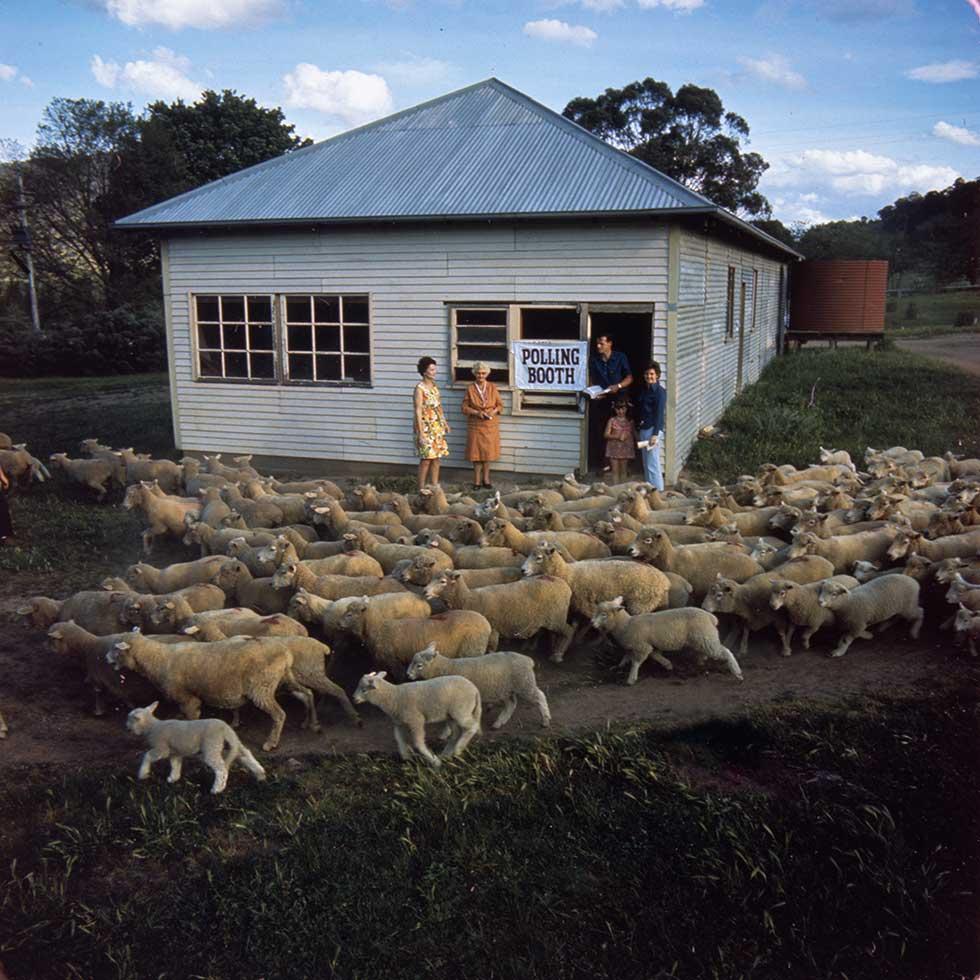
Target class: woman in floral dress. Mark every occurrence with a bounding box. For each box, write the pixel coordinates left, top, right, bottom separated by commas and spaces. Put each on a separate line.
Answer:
414, 356, 451, 489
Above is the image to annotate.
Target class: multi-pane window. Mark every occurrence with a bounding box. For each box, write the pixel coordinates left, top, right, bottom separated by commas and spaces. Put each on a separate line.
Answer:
195, 295, 276, 380
451, 308, 509, 384
283, 294, 371, 384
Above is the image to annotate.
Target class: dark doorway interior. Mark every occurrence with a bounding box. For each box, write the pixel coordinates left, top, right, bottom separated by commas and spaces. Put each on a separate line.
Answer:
586, 311, 654, 473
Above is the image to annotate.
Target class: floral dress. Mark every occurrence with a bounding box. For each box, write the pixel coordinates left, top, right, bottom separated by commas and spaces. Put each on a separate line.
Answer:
415, 381, 449, 459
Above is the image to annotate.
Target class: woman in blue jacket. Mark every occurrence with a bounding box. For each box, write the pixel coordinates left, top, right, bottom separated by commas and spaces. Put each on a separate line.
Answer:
635, 362, 666, 490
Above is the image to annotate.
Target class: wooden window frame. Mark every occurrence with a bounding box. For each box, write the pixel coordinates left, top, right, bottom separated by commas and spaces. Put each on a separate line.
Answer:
725, 266, 736, 341
750, 268, 759, 332
280, 293, 373, 388
448, 304, 512, 389
191, 293, 278, 386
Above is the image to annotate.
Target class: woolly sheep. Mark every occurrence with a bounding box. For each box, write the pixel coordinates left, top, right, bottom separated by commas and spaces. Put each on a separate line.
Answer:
179, 609, 307, 642
628, 529, 764, 600
393, 554, 521, 589
0, 446, 50, 486
123, 482, 200, 554
816, 576, 924, 658
353, 671, 481, 767
197, 486, 234, 528
120, 584, 226, 632
221, 484, 284, 528
590, 599, 742, 686
115, 449, 182, 492
786, 527, 899, 573
818, 447, 856, 470
407, 644, 550, 729
425, 570, 574, 662
213, 560, 292, 615
767, 575, 859, 653
482, 517, 610, 561
124, 556, 233, 594
886, 528, 980, 563
182, 522, 276, 557
17, 591, 131, 634
126, 702, 266, 794
48, 453, 120, 500
342, 527, 453, 575
953, 605, 980, 656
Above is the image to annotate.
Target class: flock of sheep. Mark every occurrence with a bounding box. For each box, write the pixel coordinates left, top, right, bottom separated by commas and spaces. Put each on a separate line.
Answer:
4, 430, 980, 785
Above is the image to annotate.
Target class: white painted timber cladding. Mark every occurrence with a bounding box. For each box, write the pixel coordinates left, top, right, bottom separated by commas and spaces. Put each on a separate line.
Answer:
673, 231, 785, 476
165, 222, 670, 475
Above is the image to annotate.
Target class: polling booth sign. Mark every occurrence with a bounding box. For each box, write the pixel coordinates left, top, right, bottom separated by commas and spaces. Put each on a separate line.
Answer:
512, 341, 588, 391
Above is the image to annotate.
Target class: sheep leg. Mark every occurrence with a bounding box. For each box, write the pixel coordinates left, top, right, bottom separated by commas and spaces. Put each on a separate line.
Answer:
737, 624, 750, 656
714, 645, 744, 681
439, 722, 462, 758
407, 723, 441, 768
230, 708, 241, 728
141, 529, 155, 555
939, 614, 954, 631
492, 695, 519, 730
858, 629, 875, 640
651, 650, 674, 672
829, 635, 856, 658
202, 746, 228, 793
138, 747, 168, 779
801, 626, 817, 650
549, 623, 576, 664
306, 676, 361, 726
0, 710, 7, 739
286, 684, 319, 732
251, 692, 286, 751
167, 756, 183, 783
908, 607, 924, 639
450, 718, 479, 758
179, 696, 203, 720
625, 653, 644, 686
393, 724, 413, 760
92, 684, 106, 717
779, 624, 795, 657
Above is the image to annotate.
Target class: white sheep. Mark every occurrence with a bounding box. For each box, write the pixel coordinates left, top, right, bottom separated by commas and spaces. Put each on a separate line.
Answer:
48, 453, 120, 500
353, 670, 481, 767
953, 605, 979, 656
17, 591, 132, 634
127, 701, 266, 794
767, 575, 859, 653
124, 556, 233, 594
590, 598, 743, 686
816, 576, 924, 658
818, 446, 856, 470
407, 643, 550, 729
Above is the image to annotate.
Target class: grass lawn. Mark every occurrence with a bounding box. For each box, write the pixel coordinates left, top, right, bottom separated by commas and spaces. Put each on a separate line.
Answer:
684, 347, 980, 483
1, 357, 979, 978
885, 288, 980, 338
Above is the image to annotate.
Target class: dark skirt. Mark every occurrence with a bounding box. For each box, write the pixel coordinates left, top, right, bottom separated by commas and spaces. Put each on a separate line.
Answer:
0, 490, 12, 539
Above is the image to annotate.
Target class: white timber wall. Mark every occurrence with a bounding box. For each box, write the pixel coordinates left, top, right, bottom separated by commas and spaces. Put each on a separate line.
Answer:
164, 221, 670, 475
673, 231, 785, 477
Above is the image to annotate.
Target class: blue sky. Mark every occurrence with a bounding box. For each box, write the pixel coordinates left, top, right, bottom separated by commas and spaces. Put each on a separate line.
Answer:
2, 0, 978, 225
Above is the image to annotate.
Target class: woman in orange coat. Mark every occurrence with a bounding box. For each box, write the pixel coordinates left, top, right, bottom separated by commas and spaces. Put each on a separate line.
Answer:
461, 362, 503, 490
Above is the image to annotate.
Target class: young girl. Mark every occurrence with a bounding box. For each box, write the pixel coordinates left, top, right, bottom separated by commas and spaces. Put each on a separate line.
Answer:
603, 399, 636, 483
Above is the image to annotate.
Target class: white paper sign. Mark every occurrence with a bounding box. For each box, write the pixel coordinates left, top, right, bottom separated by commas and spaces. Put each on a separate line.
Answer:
512, 341, 588, 391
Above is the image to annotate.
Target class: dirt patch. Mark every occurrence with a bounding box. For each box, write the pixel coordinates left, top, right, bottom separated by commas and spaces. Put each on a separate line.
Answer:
1, 600, 972, 772
896, 334, 980, 376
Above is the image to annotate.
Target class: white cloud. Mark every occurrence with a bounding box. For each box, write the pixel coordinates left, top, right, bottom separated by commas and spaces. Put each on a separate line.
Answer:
581, 0, 625, 11
103, 0, 282, 30
766, 148, 960, 197
523, 18, 598, 45
933, 120, 980, 147
0, 64, 17, 81
637, 0, 705, 11
283, 65, 393, 125
737, 53, 806, 90
90, 48, 202, 101
377, 55, 452, 87
905, 60, 978, 83
19, 75, 35, 88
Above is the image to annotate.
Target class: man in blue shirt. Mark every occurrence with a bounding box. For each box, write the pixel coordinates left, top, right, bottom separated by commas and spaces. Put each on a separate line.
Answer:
588, 334, 633, 473
635, 361, 666, 490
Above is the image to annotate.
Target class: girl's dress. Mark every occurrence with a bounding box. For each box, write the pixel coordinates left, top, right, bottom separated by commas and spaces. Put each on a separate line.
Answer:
462, 381, 503, 462
605, 418, 636, 460
415, 381, 449, 459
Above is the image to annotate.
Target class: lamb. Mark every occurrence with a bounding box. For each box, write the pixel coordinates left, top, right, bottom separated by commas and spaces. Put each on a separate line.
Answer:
123, 482, 201, 554
311, 496, 403, 533
501, 487, 565, 509
221, 484, 284, 528
760, 462, 858, 486
590, 598, 742, 686
786, 527, 899, 573
886, 528, 980, 562
816, 576, 924, 658
393, 553, 522, 590
203, 453, 260, 482
945, 454, 980, 479
0, 446, 50, 486
107, 631, 301, 750
271, 559, 383, 600
765, 575, 857, 653
183, 521, 276, 557
953, 605, 980, 656
424, 570, 574, 661
819, 446, 856, 470
240, 480, 308, 524
419, 484, 482, 518
119, 584, 226, 632
521, 542, 670, 622
407, 644, 550, 729
197, 486, 234, 528
338, 604, 493, 676
48, 453, 120, 500
482, 517, 611, 561
179, 609, 309, 642
17, 590, 132, 634
352, 671, 482, 768
180, 457, 231, 495
289, 589, 431, 644
47, 620, 180, 714
383, 495, 476, 534
628, 529, 764, 600
341, 527, 453, 575
701, 555, 836, 656
115, 448, 183, 493
124, 556, 233, 594
213, 560, 292, 615
126, 702, 266, 794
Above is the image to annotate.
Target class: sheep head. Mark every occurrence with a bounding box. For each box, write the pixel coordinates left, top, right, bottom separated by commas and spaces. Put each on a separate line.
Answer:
271, 562, 298, 589
406, 643, 440, 681
590, 597, 626, 632
886, 530, 918, 561
702, 576, 737, 614
424, 570, 461, 601
817, 581, 850, 608
769, 581, 797, 611
353, 671, 388, 704
126, 701, 160, 735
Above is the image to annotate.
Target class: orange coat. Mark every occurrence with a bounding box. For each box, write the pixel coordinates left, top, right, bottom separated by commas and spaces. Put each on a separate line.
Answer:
461, 382, 503, 461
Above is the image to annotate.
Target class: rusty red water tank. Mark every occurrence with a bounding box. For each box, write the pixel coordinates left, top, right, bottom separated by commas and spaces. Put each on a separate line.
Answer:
790, 260, 889, 334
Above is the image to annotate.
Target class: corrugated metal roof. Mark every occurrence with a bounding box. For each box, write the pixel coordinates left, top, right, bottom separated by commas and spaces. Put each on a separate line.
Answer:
116, 77, 800, 258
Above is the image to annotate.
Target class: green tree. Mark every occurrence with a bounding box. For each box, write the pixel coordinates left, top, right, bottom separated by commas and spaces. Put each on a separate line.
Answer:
141, 89, 312, 199
563, 78, 771, 217
795, 218, 889, 262
752, 218, 798, 248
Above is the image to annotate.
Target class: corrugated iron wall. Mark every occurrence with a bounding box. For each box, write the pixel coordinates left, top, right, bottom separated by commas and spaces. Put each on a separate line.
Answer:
790, 259, 888, 334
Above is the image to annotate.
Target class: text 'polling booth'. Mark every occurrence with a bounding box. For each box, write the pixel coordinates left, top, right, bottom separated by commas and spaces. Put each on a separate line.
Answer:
512, 340, 588, 390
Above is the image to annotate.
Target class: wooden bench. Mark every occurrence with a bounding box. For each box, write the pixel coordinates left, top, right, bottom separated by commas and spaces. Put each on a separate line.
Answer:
784, 331, 884, 352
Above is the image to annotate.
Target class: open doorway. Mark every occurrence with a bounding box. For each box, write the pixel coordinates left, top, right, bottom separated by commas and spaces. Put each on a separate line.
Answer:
586, 308, 654, 474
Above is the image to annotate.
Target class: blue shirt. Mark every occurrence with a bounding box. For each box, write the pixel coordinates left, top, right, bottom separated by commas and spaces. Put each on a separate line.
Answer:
590, 350, 632, 389
636, 383, 666, 432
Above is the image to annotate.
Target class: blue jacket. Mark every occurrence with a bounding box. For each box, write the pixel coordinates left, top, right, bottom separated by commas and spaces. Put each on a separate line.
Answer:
589, 350, 632, 389
636, 383, 666, 432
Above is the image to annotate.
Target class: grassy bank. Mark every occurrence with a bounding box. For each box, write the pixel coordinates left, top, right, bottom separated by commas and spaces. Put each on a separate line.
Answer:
1, 692, 977, 980
885, 289, 980, 338
684, 348, 980, 483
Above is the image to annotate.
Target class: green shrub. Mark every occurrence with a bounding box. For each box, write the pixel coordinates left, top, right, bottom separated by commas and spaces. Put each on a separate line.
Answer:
0, 304, 166, 377
904, 301, 918, 321
953, 311, 977, 327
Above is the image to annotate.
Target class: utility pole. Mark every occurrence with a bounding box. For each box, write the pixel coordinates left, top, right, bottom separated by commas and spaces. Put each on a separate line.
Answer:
11, 174, 41, 334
